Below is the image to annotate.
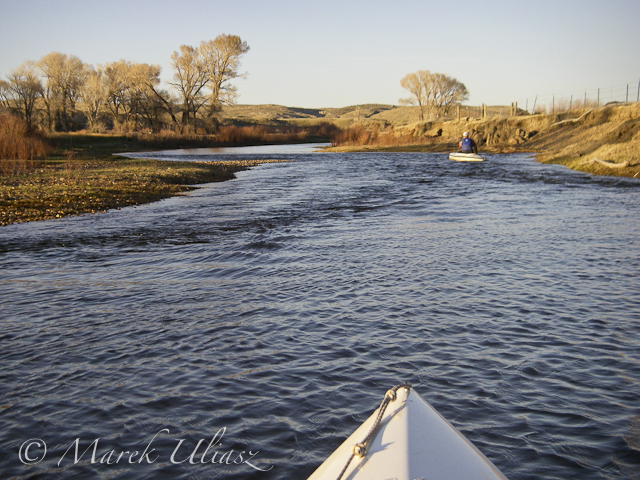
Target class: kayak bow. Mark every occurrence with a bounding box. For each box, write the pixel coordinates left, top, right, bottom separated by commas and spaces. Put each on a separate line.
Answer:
307, 384, 508, 480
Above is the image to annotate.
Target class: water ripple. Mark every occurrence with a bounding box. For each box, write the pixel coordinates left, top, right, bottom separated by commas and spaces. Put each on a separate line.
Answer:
0, 152, 639, 479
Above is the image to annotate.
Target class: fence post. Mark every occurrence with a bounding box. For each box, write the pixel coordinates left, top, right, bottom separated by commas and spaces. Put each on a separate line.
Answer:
457, 105, 460, 121
626, 84, 629, 103
597, 88, 600, 107
569, 95, 573, 111
483, 103, 486, 119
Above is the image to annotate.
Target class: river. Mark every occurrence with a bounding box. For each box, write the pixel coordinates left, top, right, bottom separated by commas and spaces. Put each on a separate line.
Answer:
1, 147, 639, 479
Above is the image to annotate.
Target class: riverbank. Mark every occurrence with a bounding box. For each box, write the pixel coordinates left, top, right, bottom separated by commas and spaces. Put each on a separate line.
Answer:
0, 154, 287, 226
3, 103, 639, 226
1, 129, 300, 225
325, 103, 640, 178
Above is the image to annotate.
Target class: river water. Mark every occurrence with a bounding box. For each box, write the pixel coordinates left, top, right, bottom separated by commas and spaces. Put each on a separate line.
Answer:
1, 147, 639, 480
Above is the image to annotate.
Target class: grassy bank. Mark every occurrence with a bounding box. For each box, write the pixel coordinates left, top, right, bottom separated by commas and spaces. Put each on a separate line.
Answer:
326, 103, 640, 178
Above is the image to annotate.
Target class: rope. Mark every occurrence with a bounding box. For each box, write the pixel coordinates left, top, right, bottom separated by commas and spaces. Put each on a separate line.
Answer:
335, 383, 411, 480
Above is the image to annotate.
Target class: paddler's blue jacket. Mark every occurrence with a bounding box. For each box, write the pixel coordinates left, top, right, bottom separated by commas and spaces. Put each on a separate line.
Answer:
460, 137, 475, 152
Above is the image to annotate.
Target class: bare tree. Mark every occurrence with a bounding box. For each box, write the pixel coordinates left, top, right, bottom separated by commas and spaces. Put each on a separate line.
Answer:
103, 60, 135, 129
135, 64, 179, 129
102, 60, 175, 131
170, 45, 209, 131
400, 70, 429, 121
6, 61, 43, 131
78, 68, 108, 132
200, 34, 250, 128
400, 70, 468, 119
429, 72, 468, 115
170, 35, 249, 132
129, 63, 171, 131
38, 52, 89, 131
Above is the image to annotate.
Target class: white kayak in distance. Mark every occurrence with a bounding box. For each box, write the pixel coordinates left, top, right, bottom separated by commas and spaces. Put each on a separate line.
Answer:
449, 152, 485, 162
307, 384, 508, 480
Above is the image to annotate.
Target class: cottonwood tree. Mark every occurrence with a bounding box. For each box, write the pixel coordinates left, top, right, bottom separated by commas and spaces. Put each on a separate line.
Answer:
128, 63, 173, 132
400, 70, 468, 120
91, 60, 175, 132
170, 34, 249, 132
6, 61, 43, 131
170, 45, 209, 131
200, 34, 250, 129
103, 60, 136, 129
102, 60, 174, 131
429, 72, 469, 115
38, 52, 89, 131
400, 70, 430, 121
78, 68, 108, 132
3, 35, 248, 133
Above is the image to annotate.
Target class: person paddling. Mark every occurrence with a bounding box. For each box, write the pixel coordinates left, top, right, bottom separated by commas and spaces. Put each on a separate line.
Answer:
459, 132, 477, 154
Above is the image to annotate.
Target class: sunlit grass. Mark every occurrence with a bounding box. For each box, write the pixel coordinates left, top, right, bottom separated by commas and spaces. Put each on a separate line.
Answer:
331, 123, 438, 147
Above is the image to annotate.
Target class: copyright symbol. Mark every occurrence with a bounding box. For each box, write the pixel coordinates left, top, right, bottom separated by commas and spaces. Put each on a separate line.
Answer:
19, 439, 47, 464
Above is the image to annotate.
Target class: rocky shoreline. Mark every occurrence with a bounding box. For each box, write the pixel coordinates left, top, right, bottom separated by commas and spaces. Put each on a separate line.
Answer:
0, 158, 287, 226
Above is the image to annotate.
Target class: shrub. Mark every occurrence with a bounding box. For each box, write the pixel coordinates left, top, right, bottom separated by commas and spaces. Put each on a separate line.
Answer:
0, 115, 50, 174
331, 124, 374, 146
331, 123, 438, 147
216, 125, 307, 145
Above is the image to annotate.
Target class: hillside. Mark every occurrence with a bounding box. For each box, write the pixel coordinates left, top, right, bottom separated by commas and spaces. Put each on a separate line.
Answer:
446, 103, 640, 177
220, 103, 513, 126
221, 103, 471, 126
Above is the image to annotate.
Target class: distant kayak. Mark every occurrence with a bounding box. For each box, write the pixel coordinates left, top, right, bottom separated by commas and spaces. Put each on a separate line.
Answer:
449, 152, 485, 162
307, 384, 508, 480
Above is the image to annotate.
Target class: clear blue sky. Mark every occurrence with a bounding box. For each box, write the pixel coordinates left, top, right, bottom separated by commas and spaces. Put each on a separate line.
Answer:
1, 0, 639, 108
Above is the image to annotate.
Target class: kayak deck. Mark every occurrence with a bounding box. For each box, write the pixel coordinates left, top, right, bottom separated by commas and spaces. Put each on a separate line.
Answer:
307, 385, 507, 480
449, 152, 485, 162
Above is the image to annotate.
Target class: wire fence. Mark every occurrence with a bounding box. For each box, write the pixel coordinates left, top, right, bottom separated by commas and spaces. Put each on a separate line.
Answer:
514, 79, 640, 115
445, 79, 640, 121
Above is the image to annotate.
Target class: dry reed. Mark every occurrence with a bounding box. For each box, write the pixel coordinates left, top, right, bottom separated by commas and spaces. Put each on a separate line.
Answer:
0, 115, 51, 175
331, 124, 437, 147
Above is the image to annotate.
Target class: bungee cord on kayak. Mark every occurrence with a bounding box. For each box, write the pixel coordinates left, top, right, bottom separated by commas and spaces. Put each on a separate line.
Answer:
335, 384, 412, 480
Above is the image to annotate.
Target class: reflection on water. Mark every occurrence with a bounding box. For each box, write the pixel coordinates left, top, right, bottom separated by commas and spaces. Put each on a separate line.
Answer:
0, 151, 639, 480
119, 142, 329, 160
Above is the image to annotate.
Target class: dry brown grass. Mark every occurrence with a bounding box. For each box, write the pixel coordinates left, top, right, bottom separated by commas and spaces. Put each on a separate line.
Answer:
215, 123, 341, 145
0, 115, 51, 175
331, 123, 438, 148
215, 125, 304, 144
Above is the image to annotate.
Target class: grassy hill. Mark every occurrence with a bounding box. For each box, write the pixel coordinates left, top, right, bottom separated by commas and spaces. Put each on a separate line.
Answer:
220, 103, 513, 127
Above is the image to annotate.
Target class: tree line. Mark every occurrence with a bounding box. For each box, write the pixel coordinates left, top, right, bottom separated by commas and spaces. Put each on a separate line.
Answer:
0, 34, 249, 134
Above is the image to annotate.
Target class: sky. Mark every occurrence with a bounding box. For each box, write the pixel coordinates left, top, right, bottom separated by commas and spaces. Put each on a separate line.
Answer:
1, 0, 639, 109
